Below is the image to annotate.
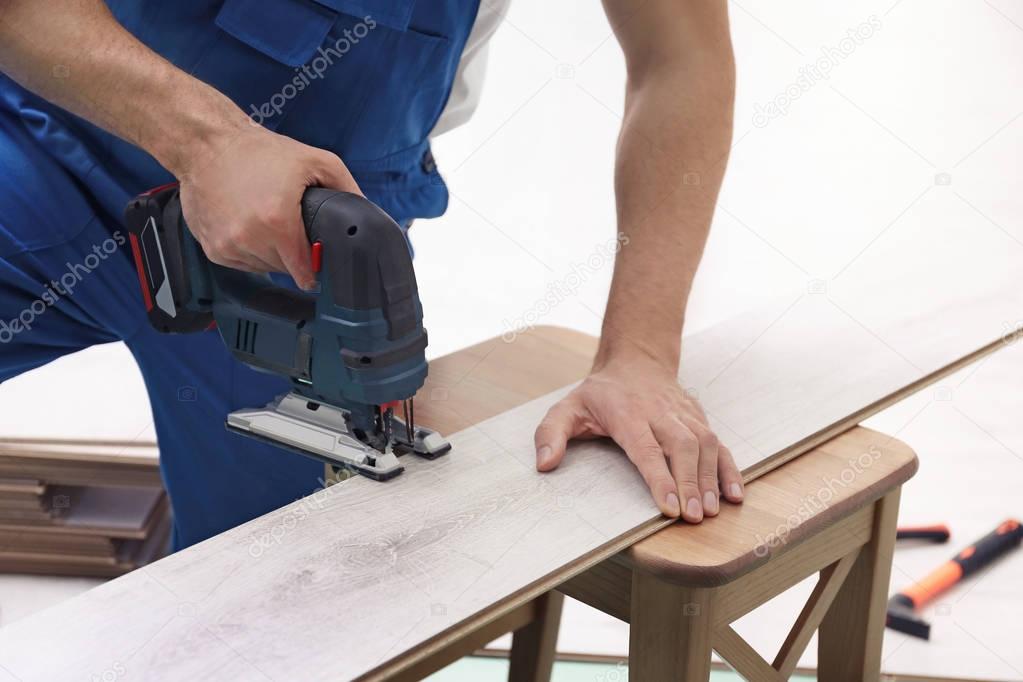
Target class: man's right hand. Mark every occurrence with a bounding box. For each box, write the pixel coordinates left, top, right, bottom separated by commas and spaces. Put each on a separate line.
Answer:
0, 0, 361, 291
178, 125, 362, 291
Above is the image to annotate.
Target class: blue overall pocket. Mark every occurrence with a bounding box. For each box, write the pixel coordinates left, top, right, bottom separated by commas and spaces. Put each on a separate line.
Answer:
199, 0, 461, 221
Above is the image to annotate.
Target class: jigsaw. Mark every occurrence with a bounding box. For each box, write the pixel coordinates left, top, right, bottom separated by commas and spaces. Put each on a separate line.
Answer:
123, 184, 449, 480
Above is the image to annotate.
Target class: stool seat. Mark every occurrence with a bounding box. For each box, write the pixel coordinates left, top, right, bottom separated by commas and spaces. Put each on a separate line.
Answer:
627, 426, 918, 586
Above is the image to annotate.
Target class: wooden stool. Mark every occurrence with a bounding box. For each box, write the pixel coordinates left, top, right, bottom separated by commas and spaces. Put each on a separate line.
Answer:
561, 425, 917, 681
356, 327, 917, 681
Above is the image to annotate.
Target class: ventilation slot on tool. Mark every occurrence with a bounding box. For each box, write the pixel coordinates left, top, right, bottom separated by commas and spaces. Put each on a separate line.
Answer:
235, 319, 259, 355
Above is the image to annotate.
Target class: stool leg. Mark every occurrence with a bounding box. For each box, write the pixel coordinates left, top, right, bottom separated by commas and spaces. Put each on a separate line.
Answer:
629, 571, 715, 682
508, 590, 564, 682
819, 488, 901, 681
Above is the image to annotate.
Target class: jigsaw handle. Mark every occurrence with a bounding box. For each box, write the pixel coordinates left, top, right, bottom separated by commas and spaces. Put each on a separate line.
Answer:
300, 188, 420, 340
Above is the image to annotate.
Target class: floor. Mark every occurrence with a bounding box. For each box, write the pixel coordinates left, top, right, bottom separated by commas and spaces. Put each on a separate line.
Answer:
427, 656, 815, 681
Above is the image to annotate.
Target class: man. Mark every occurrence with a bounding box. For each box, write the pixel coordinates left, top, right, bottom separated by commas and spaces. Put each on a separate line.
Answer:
0, 0, 743, 550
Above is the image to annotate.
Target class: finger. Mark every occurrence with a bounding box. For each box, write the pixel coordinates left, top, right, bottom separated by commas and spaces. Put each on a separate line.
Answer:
607, 411, 680, 518
202, 241, 278, 273
276, 211, 316, 290
651, 416, 702, 523
686, 419, 721, 517
229, 249, 281, 273
718, 444, 745, 503
312, 151, 362, 196
534, 397, 585, 472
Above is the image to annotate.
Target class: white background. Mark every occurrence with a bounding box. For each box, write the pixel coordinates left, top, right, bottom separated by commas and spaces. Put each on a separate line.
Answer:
1, 0, 1021, 679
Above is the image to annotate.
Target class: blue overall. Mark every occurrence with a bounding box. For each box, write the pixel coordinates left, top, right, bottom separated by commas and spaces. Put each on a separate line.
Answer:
0, 0, 480, 549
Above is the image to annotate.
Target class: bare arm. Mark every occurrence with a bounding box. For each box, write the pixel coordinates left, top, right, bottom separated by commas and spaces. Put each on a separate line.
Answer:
535, 0, 742, 521
596, 0, 734, 370
0, 0, 358, 289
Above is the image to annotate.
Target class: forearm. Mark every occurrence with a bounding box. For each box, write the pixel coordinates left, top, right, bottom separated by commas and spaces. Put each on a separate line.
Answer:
0, 0, 248, 177
596, 1, 735, 372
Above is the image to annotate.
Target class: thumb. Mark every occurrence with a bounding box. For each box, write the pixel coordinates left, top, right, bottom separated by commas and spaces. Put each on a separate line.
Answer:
534, 397, 585, 472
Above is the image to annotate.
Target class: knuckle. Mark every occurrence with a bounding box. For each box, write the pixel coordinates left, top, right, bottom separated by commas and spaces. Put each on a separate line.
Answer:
673, 430, 699, 451
205, 236, 234, 261
259, 200, 289, 227
676, 482, 701, 498
699, 471, 719, 486
697, 430, 719, 451
675, 472, 700, 489
634, 445, 664, 466
319, 151, 345, 170
683, 421, 716, 449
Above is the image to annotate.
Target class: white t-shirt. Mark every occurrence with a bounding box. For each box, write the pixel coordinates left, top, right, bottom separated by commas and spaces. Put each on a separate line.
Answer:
430, 0, 510, 137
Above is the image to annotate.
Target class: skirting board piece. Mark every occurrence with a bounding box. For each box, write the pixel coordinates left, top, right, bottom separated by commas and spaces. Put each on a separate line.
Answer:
0, 274, 1020, 682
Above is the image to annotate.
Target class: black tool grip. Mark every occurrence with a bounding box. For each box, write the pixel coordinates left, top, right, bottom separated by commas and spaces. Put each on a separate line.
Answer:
301, 188, 420, 340
896, 524, 951, 543
954, 518, 1022, 578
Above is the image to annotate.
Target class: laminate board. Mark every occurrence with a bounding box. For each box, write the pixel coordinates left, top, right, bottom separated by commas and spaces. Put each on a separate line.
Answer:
0, 445, 161, 489
0, 440, 159, 465
0, 275, 1019, 681
0, 512, 170, 579
0, 491, 167, 540
0, 530, 116, 557
0, 494, 46, 511
0, 479, 45, 495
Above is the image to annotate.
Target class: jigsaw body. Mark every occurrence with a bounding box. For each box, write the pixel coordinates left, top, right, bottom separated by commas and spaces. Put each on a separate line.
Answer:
124, 185, 449, 480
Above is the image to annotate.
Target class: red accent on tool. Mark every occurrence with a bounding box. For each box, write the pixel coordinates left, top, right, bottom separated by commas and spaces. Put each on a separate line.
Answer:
128, 233, 153, 311
380, 401, 401, 412
206, 321, 218, 331
140, 181, 180, 196
998, 519, 1020, 534
311, 241, 323, 273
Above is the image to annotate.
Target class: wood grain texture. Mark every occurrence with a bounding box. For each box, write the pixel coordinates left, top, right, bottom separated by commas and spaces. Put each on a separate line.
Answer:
628, 427, 916, 585
507, 590, 563, 682
0, 268, 1017, 681
629, 574, 715, 682
818, 489, 901, 681
713, 625, 784, 682
772, 549, 858, 677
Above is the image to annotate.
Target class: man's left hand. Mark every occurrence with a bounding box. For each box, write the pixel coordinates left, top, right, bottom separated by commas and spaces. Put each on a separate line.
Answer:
533, 351, 744, 522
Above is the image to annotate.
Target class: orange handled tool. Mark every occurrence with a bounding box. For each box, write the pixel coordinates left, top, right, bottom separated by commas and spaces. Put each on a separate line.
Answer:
886, 519, 1022, 639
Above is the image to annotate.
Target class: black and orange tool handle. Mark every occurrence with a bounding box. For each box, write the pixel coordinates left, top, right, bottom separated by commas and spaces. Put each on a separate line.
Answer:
899, 518, 1022, 608
896, 524, 951, 543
